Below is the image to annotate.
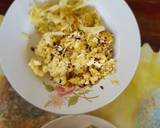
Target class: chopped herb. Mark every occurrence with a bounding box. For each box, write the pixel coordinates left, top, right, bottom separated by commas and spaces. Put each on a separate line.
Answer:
75, 37, 80, 40
100, 86, 104, 90
30, 46, 35, 52
66, 71, 74, 80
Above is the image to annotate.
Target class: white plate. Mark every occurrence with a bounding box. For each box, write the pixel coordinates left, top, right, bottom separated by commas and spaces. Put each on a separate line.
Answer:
0, 0, 140, 114
41, 115, 116, 128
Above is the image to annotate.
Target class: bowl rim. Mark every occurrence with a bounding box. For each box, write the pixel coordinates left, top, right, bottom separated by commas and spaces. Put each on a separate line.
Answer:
41, 114, 117, 128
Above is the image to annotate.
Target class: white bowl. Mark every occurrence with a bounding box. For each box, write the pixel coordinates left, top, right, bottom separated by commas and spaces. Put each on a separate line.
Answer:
41, 115, 116, 128
0, 0, 140, 114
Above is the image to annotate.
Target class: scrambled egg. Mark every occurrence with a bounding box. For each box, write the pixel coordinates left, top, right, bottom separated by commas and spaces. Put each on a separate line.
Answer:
28, 0, 115, 87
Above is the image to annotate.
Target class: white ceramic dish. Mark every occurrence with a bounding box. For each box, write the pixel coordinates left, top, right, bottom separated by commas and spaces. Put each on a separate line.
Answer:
0, 0, 140, 114
41, 115, 116, 128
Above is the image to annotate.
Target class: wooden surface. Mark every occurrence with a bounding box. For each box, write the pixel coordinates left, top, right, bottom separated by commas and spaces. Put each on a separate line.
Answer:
0, 0, 160, 51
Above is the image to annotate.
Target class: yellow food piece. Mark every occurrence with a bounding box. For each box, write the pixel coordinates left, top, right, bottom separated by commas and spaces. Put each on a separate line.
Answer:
28, 59, 46, 77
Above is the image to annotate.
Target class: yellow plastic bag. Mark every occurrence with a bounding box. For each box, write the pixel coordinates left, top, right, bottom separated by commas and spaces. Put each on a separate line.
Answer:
91, 44, 160, 128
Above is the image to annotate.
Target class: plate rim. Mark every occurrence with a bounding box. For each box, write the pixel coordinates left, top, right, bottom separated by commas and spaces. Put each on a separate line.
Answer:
0, 0, 141, 114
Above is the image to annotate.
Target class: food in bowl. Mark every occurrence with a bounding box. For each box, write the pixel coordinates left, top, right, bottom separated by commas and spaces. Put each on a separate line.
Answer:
29, 0, 115, 87
28, 0, 115, 107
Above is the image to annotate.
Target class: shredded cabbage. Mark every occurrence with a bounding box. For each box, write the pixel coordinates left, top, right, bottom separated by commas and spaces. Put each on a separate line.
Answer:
80, 26, 105, 34
29, 0, 103, 34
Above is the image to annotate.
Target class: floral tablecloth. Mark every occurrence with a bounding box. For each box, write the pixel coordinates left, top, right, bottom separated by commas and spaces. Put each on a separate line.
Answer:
1, 15, 160, 128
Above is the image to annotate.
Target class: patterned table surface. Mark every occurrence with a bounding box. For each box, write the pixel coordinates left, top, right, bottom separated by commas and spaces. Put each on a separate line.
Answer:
1, 1, 160, 128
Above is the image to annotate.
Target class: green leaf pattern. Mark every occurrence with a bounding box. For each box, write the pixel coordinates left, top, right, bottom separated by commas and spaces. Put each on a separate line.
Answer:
68, 95, 79, 107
